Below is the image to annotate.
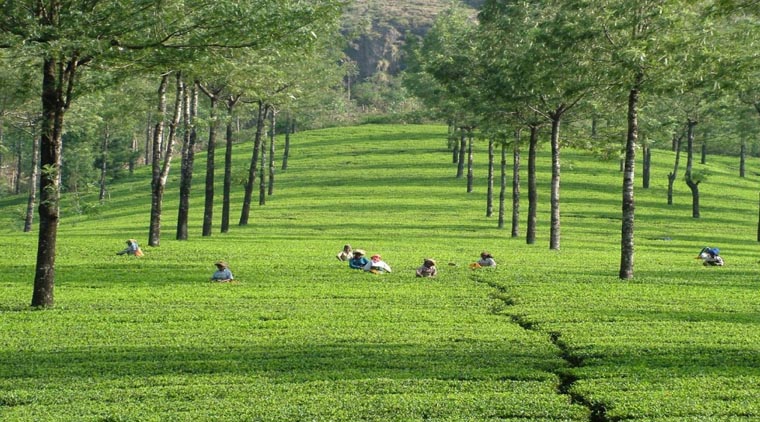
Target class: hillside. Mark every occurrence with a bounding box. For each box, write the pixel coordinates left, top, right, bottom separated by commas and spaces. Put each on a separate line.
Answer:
342, 0, 482, 79
1, 124, 759, 420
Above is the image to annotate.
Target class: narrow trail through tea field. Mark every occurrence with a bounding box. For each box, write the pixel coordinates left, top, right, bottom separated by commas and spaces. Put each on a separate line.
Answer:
474, 275, 609, 422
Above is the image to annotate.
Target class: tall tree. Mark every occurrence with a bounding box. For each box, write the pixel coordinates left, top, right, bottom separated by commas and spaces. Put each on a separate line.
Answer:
148, 71, 183, 247
239, 100, 268, 225
268, 107, 277, 196
177, 81, 198, 240
511, 129, 521, 238
221, 94, 241, 234
197, 83, 224, 237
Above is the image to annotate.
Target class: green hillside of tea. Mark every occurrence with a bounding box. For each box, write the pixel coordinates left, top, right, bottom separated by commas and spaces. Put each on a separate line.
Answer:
1, 124, 758, 421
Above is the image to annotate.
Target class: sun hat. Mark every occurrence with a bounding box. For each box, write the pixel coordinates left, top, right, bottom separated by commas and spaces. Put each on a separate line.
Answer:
424, 258, 436, 266
215, 260, 229, 268
353, 249, 366, 256
371, 254, 381, 260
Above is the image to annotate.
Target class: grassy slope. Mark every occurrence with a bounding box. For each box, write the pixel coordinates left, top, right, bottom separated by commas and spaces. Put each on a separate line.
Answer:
0, 124, 759, 421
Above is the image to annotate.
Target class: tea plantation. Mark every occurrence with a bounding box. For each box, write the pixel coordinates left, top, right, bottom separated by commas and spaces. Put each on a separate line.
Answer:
1, 124, 758, 421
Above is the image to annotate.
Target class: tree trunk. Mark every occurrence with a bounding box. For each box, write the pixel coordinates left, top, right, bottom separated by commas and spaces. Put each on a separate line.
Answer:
0, 117, 4, 171
451, 131, 459, 164
667, 132, 682, 206
129, 135, 138, 174
176, 82, 197, 240
700, 142, 706, 165
740, 141, 746, 178
642, 143, 650, 189
549, 114, 561, 251
449, 122, 458, 164
199, 85, 223, 237
281, 112, 291, 171
32, 56, 68, 308
144, 112, 152, 168
148, 75, 169, 246
619, 82, 640, 280
527, 125, 538, 245
466, 128, 474, 193
258, 107, 270, 206
24, 123, 40, 233
757, 192, 760, 242
456, 129, 466, 178
511, 129, 521, 238
221, 95, 239, 234
497, 139, 506, 229
486, 136, 494, 217
239, 101, 267, 225
98, 125, 109, 203
149, 72, 183, 247
268, 108, 276, 196
14, 136, 22, 194
684, 119, 700, 218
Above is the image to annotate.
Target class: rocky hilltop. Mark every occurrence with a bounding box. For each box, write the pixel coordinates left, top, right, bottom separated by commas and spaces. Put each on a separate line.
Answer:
342, 0, 481, 80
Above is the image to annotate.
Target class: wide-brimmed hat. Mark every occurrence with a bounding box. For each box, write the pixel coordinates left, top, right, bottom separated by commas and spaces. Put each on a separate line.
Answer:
371, 254, 381, 260
127, 239, 137, 243
424, 258, 436, 266
215, 260, 229, 268
353, 249, 365, 256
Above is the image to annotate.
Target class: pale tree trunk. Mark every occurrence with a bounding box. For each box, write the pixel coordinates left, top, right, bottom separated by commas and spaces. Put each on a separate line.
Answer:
176, 81, 197, 240
619, 78, 641, 280
24, 123, 40, 233
511, 129, 521, 238
667, 132, 683, 205
221, 94, 240, 233
98, 125, 109, 203
497, 139, 506, 229
268, 108, 276, 196
684, 119, 700, 218
148, 72, 183, 247
527, 125, 538, 245
239, 101, 267, 225
198, 84, 223, 237
486, 136, 494, 216
549, 113, 562, 251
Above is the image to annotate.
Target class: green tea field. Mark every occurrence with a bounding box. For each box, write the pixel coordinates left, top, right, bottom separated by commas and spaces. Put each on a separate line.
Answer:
1, 124, 759, 421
